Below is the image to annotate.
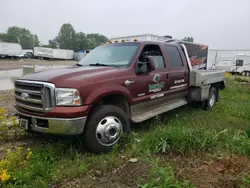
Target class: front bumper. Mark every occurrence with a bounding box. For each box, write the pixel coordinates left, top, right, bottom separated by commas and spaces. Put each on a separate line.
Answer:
17, 111, 87, 135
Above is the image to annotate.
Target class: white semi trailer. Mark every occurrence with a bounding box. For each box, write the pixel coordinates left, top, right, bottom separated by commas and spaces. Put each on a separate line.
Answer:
34, 47, 74, 60
0, 42, 22, 58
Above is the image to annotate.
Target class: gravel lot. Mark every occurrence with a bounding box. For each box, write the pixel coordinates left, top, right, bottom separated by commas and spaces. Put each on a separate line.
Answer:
0, 59, 77, 70
0, 59, 78, 115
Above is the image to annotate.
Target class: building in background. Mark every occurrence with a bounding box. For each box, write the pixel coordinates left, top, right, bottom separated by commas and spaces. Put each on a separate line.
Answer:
110, 34, 166, 42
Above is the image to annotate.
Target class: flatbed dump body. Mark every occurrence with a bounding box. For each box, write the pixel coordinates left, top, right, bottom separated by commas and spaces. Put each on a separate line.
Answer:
189, 69, 225, 87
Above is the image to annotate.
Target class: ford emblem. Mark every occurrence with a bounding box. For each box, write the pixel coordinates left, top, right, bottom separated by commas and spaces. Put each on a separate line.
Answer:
21, 93, 29, 100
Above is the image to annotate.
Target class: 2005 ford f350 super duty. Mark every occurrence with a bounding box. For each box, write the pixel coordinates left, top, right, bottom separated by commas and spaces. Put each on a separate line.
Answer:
14, 39, 225, 153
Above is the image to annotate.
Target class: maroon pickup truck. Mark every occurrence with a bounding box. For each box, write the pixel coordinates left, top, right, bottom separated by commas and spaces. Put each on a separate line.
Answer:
15, 39, 225, 153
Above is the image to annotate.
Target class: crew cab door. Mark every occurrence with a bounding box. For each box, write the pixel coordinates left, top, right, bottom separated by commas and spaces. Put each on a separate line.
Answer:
163, 44, 189, 97
127, 44, 170, 109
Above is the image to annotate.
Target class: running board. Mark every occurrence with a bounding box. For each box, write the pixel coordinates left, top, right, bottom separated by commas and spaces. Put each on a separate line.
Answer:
131, 98, 188, 123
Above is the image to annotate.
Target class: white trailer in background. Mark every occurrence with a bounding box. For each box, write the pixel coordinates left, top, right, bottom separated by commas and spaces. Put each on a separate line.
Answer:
33, 47, 74, 60
215, 54, 250, 76
0, 42, 22, 58
231, 54, 250, 76
215, 56, 234, 72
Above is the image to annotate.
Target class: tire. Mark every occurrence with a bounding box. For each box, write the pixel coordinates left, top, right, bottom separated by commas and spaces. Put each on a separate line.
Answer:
241, 71, 246, 76
246, 72, 250, 76
83, 105, 130, 153
203, 87, 218, 110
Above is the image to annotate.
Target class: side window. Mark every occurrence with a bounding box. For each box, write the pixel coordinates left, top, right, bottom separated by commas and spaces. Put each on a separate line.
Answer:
164, 45, 183, 68
140, 45, 165, 68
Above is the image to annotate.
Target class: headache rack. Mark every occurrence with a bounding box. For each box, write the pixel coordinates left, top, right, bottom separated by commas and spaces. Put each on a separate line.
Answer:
14, 80, 55, 112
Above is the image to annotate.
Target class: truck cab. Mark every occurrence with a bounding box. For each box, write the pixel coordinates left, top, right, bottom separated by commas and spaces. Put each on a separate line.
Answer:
15, 40, 225, 153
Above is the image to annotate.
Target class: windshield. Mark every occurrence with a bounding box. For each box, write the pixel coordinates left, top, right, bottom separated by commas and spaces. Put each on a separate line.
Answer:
78, 43, 139, 66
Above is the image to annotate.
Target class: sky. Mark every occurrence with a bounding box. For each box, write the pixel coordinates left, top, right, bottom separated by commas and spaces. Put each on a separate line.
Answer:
0, 0, 250, 49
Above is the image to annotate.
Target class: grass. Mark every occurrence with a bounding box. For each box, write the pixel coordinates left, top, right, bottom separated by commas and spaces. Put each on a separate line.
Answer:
138, 76, 250, 151
0, 76, 250, 187
139, 159, 194, 188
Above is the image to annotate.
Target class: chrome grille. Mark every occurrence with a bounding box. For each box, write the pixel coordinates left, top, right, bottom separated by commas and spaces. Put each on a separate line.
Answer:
14, 80, 55, 112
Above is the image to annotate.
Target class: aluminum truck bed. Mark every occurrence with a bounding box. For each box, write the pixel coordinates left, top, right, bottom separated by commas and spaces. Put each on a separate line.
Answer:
189, 69, 225, 87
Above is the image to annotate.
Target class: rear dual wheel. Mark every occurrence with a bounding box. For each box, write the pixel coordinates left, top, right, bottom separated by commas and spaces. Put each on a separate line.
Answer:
203, 87, 218, 109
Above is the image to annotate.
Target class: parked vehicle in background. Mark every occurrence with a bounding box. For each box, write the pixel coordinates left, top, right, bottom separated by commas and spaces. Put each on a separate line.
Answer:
17, 52, 34, 59
20, 49, 34, 58
25, 52, 34, 58
215, 54, 250, 76
34, 47, 74, 60
15, 39, 225, 153
0, 42, 22, 58
231, 54, 250, 76
73, 50, 91, 61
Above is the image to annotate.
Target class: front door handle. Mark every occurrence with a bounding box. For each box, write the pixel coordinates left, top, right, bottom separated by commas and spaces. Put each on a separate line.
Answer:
124, 80, 134, 85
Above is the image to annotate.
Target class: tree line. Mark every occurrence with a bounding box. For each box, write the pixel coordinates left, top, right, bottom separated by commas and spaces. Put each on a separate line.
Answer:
182, 37, 194, 42
0, 23, 109, 51
0, 27, 39, 49
0, 23, 193, 50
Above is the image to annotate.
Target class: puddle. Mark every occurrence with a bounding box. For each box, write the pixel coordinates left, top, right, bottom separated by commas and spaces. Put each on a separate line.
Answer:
0, 65, 69, 90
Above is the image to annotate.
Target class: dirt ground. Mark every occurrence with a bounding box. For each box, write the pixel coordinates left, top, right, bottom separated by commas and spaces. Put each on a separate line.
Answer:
56, 152, 250, 188
57, 159, 151, 188
0, 59, 77, 70
159, 152, 250, 188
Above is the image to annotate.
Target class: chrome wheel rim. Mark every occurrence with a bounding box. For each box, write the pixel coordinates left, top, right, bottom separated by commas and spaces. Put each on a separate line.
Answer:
95, 116, 122, 146
209, 92, 216, 107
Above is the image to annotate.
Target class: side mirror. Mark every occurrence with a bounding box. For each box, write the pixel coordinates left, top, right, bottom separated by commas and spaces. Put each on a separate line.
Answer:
136, 56, 155, 74
146, 56, 156, 71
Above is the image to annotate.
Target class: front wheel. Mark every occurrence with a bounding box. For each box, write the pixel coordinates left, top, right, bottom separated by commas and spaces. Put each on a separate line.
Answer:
83, 105, 130, 153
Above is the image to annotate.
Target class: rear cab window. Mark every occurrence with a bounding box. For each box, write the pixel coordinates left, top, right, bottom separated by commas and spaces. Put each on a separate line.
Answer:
164, 45, 187, 70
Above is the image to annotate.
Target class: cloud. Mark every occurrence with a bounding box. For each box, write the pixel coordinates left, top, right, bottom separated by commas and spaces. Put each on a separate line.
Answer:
0, 0, 249, 49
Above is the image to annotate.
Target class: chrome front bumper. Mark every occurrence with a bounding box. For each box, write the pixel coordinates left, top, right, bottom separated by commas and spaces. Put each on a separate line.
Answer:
17, 111, 87, 135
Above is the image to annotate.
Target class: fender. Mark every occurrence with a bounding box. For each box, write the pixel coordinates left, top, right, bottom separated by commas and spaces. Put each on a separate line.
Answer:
220, 80, 226, 90
83, 84, 133, 105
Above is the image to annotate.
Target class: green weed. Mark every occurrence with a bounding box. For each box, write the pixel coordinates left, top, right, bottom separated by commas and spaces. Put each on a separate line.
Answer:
0, 109, 24, 141
235, 76, 250, 83
139, 159, 193, 188
85, 144, 119, 173
137, 79, 250, 158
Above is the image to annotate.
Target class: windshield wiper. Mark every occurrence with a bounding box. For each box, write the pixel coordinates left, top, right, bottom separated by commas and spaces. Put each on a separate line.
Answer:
89, 63, 109, 67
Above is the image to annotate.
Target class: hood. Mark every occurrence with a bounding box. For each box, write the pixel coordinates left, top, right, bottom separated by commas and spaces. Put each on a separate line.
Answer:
18, 66, 118, 86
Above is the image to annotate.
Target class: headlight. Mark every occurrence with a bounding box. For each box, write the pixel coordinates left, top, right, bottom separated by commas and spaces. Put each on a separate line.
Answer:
55, 88, 82, 106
